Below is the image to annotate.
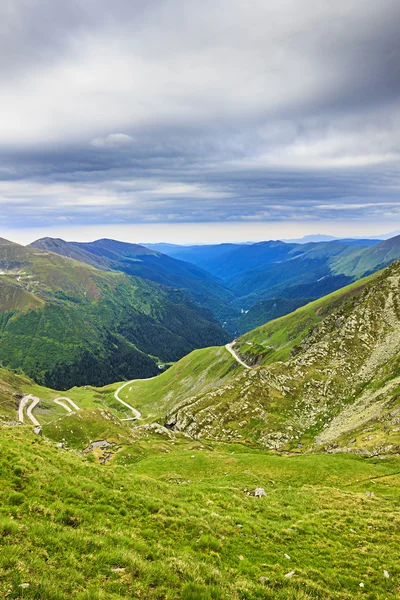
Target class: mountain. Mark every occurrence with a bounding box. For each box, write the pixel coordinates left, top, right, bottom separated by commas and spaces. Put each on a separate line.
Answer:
28, 235, 400, 337
229, 297, 314, 336
144, 242, 246, 270
283, 234, 382, 245
0, 238, 227, 389
29, 238, 238, 322
1, 259, 399, 598
151, 237, 400, 334
332, 234, 400, 278
117, 262, 400, 456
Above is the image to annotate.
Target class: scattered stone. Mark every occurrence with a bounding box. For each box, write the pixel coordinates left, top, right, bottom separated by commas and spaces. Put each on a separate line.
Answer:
359, 582, 364, 588
56, 443, 64, 449
91, 440, 111, 449
111, 567, 126, 573
142, 423, 173, 438
284, 571, 295, 578
383, 570, 389, 579
238, 555, 244, 561
19, 583, 30, 589
248, 487, 266, 497
350, 529, 357, 533
33, 426, 42, 436
284, 554, 291, 560
365, 491, 375, 497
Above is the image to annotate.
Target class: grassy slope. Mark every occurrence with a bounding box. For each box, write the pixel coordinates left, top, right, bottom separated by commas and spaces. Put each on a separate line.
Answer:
160, 265, 400, 453
332, 234, 400, 278
228, 297, 314, 336
105, 345, 243, 423
0, 427, 399, 599
237, 271, 381, 365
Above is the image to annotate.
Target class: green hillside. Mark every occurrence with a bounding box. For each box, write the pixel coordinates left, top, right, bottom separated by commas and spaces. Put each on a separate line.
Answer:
0, 259, 399, 599
150, 264, 400, 454
107, 345, 243, 424
0, 239, 227, 389
228, 297, 314, 336
332, 234, 400, 278
0, 426, 399, 599
30, 238, 238, 323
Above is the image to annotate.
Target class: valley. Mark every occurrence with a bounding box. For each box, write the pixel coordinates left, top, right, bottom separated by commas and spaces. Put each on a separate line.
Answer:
35, 235, 400, 335
1, 237, 399, 599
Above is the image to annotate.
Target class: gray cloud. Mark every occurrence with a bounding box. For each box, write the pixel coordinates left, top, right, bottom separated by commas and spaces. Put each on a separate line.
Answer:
0, 0, 400, 231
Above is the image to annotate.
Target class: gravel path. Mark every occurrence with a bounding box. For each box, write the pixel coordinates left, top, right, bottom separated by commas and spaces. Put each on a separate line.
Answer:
225, 343, 252, 369
54, 397, 80, 412
18, 395, 40, 426
114, 381, 143, 419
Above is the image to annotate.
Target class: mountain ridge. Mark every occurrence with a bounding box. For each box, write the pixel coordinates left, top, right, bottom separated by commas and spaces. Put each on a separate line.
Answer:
30, 237, 238, 322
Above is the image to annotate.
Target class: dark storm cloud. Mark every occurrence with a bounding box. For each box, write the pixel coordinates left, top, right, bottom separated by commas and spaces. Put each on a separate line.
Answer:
0, 0, 400, 229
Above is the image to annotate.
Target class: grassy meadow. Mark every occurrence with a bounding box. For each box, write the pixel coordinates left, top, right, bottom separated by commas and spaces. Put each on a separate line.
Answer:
0, 426, 399, 599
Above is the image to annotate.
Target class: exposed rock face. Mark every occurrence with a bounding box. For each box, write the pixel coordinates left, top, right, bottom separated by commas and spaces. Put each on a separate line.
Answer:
165, 263, 400, 453
139, 423, 174, 438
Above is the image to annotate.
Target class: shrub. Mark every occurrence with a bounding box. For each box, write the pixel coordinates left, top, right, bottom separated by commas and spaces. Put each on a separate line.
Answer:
197, 534, 222, 553
8, 492, 25, 506
0, 517, 19, 537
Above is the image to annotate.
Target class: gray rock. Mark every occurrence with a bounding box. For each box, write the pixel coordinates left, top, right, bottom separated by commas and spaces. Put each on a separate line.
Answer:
248, 487, 266, 497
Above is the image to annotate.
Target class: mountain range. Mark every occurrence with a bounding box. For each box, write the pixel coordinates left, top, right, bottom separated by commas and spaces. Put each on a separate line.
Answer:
144, 235, 400, 332
1, 233, 399, 599
2, 241, 400, 455
30, 237, 237, 322
1, 233, 400, 392
0, 238, 227, 389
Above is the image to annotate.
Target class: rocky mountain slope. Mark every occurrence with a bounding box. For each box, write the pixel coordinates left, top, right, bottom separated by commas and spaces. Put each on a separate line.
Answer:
154, 263, 400, 455
0, 238, 227, 389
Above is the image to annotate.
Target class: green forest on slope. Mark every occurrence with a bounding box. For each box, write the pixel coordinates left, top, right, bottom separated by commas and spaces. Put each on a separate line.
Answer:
0, 239, 227, 389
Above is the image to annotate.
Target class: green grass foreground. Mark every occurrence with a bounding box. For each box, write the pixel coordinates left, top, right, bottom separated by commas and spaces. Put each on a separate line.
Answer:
0, 428, 399, 599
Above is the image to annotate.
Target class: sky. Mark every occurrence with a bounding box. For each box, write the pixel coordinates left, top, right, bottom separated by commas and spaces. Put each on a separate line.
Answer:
1, 0, 400, 244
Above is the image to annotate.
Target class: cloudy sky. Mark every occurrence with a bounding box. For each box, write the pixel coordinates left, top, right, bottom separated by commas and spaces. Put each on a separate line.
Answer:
1, 0, 400, 243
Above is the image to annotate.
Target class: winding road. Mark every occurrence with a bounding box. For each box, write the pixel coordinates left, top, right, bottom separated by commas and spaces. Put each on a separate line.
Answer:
18, 345, 250, 426
225, 343, 253, 369
18, 395, 40, 426
54, 397, 80, 412
18, 395, 79, 426
115, 346, 252, 420
114, 381, 143, 419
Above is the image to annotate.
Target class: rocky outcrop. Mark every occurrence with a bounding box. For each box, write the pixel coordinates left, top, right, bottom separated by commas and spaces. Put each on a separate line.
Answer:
163, 262, 400, 453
